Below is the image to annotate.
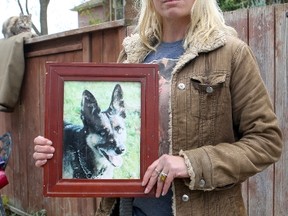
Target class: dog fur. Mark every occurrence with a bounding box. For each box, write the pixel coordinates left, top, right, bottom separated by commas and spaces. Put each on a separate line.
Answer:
63, 84, 126, 179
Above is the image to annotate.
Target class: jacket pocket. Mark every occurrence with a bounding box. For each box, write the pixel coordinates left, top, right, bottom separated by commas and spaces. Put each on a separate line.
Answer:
190, 73, 227, 120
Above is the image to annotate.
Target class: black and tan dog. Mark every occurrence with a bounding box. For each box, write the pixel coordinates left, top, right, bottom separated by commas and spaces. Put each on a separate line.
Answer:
63, 84, 126, 179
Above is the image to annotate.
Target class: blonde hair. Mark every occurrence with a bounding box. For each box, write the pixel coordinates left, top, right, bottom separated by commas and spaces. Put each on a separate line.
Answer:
134, 0, 237, 50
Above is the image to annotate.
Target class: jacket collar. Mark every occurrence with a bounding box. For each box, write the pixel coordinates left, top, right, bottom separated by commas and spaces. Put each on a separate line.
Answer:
121, 30, 226, 73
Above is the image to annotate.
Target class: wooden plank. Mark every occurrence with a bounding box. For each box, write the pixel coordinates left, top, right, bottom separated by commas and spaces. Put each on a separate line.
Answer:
24, 20, 126, 45
102, 28, 122, 62
5, 112, 22, 208
117, 27, 128, 55
44, 197, 96, 215
247, 5, 275, 216
8, 107, 24, 209
274, 3, 288, 216
78, 198, 97, 216
224, 9, 250, 212
22, 57, 41, 212
82, 33, 92, 62
15, 52, 43, 211
248, 6, 275, 97
224, 9, 249, 43
91, 31, 104, 63
25, 35, 82, 54
25, 44, 83, 58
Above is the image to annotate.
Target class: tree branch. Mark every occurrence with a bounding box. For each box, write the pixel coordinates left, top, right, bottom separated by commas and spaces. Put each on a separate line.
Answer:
25, 0, 30, 15
32, 23, 41, 35
17, 0, 24, 14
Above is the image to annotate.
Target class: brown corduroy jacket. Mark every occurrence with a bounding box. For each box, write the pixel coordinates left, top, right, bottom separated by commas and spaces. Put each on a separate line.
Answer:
96, 31, 283, 216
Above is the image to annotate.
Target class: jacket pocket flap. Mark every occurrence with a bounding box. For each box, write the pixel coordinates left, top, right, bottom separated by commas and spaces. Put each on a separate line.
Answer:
191, 74, 226, 92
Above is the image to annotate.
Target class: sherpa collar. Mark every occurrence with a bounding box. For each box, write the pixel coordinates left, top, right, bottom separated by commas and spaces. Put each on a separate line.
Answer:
121, 30, 227, 73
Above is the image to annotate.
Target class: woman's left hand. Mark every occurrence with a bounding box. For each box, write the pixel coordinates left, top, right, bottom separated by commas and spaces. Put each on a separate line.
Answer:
142, 154, 189, 198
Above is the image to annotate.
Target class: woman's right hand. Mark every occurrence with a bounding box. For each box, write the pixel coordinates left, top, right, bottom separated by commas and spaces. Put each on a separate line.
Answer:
33, 136, 55, 167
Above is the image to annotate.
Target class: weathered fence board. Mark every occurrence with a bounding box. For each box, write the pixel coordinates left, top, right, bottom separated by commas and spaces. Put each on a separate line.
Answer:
224, 9, 249, 43
274, 4, 288, 216
247, 5, 275, 216
0, 4, 287, 216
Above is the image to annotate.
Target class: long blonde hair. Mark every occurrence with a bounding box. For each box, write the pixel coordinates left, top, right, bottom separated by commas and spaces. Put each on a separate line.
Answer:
134, 0, 237, 50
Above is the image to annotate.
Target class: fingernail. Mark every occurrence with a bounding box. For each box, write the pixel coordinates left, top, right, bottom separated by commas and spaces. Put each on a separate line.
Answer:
47, 141, 52, 145
144, 188, 149, 194
47, 154, 53, 159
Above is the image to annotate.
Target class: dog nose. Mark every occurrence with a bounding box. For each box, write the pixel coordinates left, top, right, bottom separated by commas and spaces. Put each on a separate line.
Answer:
115, 147, 125, 155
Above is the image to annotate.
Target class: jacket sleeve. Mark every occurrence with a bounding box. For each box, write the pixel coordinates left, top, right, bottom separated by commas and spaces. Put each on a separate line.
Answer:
180, 43, 283, 191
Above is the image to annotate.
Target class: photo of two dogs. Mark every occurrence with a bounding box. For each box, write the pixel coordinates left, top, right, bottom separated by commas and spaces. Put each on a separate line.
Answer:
62, 83, 140, 179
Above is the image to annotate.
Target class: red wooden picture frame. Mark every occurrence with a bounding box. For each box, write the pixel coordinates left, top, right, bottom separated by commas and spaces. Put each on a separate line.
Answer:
44, 63, 159, 197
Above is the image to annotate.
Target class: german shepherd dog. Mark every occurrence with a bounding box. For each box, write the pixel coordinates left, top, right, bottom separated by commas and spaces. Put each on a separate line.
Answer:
63, 84, 126, 179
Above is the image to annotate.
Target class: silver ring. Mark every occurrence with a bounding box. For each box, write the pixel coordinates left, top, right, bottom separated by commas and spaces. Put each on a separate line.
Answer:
155, 168, 161, 175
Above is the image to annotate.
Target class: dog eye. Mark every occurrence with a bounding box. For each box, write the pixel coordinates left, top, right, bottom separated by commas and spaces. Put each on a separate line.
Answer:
100, 129, 108, 137
115, 126, 122, 133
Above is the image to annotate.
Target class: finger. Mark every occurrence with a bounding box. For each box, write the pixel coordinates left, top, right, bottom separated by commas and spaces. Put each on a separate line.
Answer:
144, 172, 159, 195
34, 136, 53, 146
142, 159, 159, 186
33, 151, 53, 167
154, 168, 161, 176
155, 179, 164, 197
35, 159, 48, 167
34, 144, 55, 154
33, 152, 54, 161
155, 170, 169, 197
161, 173, 173, 196
143, 166, 162, 195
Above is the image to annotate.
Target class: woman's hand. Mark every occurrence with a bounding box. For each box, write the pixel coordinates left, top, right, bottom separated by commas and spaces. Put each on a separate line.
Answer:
33, 136, 55, 167
142, 154, 189, 198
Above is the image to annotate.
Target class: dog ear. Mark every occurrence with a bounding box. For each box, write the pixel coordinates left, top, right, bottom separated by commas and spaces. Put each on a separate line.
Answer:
108, 84, 126, 118
81, 90, 101, 123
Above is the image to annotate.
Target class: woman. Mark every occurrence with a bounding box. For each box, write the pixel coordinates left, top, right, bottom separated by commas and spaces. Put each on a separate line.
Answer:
33, 0, 283, 215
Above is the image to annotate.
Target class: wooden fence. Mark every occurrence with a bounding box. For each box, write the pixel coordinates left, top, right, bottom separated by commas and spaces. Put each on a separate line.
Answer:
0, 3, 287, 216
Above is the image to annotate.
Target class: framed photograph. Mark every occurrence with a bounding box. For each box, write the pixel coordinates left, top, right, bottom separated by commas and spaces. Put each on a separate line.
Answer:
44, 63, 159, 197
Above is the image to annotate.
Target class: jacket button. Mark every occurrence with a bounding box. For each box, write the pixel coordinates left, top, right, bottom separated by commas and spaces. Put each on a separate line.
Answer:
199, 179, 206, 188
182, 194, 189, 202
178, 83, 185, 90
206, 86, 214, 93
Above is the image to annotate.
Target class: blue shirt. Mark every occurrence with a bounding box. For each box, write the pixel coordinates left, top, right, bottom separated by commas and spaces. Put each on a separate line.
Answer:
133, 40, 184, 216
